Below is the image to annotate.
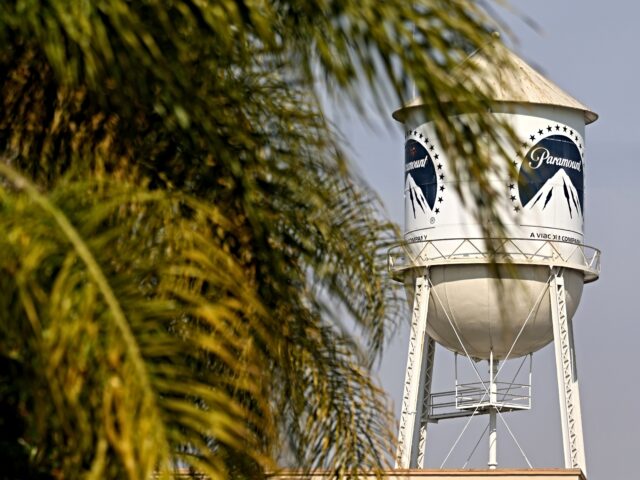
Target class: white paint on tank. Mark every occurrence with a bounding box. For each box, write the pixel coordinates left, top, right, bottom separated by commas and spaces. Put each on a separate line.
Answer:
398, 104, 590, 359
404, 266, 583, 359
403, 105, 586, 249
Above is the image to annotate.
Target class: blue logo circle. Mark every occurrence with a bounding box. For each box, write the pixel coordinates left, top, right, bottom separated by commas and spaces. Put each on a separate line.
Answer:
517, 134, 583, 218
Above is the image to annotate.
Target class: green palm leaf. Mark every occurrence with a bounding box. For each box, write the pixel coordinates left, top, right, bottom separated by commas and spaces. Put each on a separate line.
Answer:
0, 1, 519, 478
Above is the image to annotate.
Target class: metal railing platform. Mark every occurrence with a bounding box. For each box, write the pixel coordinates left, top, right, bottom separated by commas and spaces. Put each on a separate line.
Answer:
428, 380, 531, 422
388, 237, 601, 283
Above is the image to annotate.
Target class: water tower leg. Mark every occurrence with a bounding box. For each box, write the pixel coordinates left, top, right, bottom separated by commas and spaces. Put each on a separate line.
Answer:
549, 268, 587, 475
416, 335, 436, 468
395, 273, 434, 469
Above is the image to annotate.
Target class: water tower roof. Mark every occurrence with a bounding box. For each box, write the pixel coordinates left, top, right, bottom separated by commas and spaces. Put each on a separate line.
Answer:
393, 46, 598, 124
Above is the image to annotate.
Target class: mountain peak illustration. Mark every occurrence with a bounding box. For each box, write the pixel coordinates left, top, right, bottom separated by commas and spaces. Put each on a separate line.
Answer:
406, 173, 430, 219
524, 168, 582, 220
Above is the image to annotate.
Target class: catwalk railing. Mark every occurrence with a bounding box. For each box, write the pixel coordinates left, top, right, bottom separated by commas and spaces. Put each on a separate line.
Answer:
388, 238, 601, 283
455, 381, 531, 410
426, 381, 531, 422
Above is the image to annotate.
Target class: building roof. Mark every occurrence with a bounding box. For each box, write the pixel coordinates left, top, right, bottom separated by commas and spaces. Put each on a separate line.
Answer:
272, 468, 587, 480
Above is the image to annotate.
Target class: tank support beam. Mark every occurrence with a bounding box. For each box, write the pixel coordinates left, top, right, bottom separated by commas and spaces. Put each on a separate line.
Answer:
549, 268, 586, 475
417, 335, 436, 467
488, 353, 498, 469
395, 273, 435, 468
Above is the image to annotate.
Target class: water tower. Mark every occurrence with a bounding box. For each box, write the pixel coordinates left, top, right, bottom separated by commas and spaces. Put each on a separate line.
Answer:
390, 46, 600, 475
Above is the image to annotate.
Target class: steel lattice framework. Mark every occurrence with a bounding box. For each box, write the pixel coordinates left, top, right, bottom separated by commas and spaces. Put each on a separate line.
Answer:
392, 239, 596, 473
550, 268, 587, 473
395, 275, 433, 468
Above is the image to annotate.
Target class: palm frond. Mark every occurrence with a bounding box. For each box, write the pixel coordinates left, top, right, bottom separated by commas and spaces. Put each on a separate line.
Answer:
0, 1, 519, 478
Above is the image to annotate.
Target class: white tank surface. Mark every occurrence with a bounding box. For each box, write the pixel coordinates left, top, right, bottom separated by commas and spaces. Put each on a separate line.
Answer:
391, 47, 600, 360
404, 266, 583, 359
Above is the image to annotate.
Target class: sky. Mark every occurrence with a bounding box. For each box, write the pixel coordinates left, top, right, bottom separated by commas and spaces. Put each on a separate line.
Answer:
328, 2, 639, 478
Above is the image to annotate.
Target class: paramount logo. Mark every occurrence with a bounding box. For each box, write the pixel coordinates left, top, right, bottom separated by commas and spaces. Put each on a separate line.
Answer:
528, 147, 582, 172
405, 157, 428, 172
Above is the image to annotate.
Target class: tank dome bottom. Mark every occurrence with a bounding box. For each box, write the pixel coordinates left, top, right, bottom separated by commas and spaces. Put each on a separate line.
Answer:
404, 265, 584, 359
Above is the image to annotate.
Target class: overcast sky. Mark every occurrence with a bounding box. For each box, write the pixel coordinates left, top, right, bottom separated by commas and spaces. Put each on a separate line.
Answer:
328, 2, 638, 477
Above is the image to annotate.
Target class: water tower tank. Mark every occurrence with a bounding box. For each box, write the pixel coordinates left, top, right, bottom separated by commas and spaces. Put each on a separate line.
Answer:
390, 47, 600, 359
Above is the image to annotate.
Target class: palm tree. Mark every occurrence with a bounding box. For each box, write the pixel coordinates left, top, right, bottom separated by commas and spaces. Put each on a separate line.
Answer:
0, 1, 512, 478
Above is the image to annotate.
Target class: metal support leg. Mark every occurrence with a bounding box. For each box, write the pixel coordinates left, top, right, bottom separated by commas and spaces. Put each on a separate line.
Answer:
488, 353, 498, 470
395, 274, 434, 468
416, 336, 435, 468
550, 268, 587, 475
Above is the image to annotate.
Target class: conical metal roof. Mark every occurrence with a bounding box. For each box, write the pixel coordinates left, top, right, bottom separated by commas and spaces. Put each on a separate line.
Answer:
393, 45, 598, 124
